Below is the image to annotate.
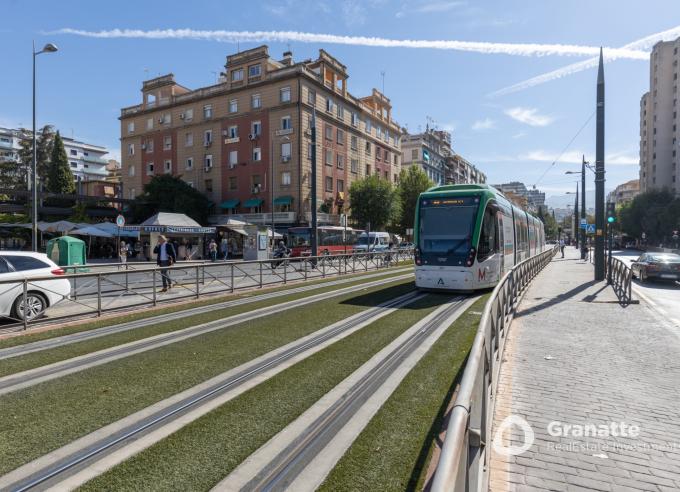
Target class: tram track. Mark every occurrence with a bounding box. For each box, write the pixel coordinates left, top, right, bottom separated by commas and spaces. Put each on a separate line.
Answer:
0, 290, 426, 492
0, 272, 413, 397
0, 267, 413, 362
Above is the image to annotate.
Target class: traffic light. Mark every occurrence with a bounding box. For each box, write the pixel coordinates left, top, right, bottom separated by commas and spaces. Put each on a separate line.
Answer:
606, 202, 616, 223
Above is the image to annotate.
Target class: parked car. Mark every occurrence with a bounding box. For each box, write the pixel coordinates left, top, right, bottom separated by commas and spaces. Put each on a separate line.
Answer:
0, 252, 71, 321
353, 232, 391, 252
630, 253, 680, 283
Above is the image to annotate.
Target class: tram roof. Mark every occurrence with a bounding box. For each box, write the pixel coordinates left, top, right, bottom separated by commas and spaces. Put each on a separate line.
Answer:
422, 184, 501, 196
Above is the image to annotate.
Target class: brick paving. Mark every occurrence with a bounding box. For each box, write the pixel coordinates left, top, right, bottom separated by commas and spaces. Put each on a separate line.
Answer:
489, 248, 680, 492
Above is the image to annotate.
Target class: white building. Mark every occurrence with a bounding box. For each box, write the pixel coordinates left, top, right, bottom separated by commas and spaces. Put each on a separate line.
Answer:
62, 136, 110, 183
0, 127, 25, 163
401, 129, 450, 185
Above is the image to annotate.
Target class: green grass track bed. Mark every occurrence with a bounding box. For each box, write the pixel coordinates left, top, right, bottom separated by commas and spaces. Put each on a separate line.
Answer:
77, 294, 448, 491
0, 279, 415, 476
0, 270, 412, 378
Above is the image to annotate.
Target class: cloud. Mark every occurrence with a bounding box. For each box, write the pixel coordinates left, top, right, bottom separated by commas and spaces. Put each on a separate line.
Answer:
341, 0, 367, 26
472, 118, 495, 130
521, 149, 638, 166
505, 107, 554, 127
512, 131, 527, 139
51, 28, 650, 59
490, 23, 680, 96
396, 1, 466, 17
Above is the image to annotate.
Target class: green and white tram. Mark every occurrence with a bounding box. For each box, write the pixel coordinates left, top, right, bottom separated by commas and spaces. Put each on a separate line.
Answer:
414, 184, 546, 291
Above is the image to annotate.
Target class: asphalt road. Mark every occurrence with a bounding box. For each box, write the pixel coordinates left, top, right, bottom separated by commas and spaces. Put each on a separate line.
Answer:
613, 250, 680, 327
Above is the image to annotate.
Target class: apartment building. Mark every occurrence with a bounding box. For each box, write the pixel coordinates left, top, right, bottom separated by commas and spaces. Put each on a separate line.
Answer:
119, 46, 402, 226
448, 153, 486, 185
639, 37, 680, 194
606, 179, 640, 206
62, 136, 110, 183
492, 181, 545, 212
0, 127, 25, 163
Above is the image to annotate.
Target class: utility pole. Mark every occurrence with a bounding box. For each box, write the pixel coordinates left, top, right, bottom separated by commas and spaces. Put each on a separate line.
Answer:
574, 182, 579, 249
310, 108, 318, 259
581, 155, 587, 259
594, 48, 606, 281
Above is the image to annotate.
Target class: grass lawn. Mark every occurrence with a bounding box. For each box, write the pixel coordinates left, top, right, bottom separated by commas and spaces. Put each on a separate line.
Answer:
78, 293, 446, 492
0, 266, 412, 351
318, 294, 490, 492
0, 270, 412, 378
0, 280, 415, 476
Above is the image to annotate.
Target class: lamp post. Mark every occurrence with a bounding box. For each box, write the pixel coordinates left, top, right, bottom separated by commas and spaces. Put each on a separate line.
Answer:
566, 155, 593, 259
270, 132, 290, 247
566, 184, 579, 247
32, 41, 58, 252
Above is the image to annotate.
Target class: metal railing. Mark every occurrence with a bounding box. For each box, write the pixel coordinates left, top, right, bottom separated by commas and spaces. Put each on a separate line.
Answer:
606, 255, 634, 305
0, 249, 414, 333
431, 246, 558, 492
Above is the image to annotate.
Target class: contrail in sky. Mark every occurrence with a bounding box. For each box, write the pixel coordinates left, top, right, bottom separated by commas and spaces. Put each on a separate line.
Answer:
51, 28, 649, 59
490, 24, 680, 96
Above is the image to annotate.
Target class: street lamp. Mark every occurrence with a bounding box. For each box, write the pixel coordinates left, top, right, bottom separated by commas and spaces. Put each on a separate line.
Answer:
565, 182, 579, 249
32, 41, 58, 251
566, 156, 594, 259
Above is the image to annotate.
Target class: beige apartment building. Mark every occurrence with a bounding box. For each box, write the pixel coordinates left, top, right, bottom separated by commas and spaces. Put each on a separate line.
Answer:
639, 37, 680, 195
120, 46, 402, 226
606, 179, 640, 206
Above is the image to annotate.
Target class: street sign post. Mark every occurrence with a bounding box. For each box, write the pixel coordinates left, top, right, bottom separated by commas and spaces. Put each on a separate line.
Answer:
586, 224, 596, 234
116, 215, 125, 260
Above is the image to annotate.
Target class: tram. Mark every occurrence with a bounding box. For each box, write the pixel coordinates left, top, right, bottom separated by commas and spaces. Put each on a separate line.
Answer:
414, 184, 546, 291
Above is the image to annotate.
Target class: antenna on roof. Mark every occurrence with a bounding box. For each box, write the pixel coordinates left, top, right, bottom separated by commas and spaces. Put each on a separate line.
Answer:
380, 70, 385, 95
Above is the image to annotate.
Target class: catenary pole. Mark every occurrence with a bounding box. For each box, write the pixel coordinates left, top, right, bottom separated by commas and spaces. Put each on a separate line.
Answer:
594, 48, 606, 280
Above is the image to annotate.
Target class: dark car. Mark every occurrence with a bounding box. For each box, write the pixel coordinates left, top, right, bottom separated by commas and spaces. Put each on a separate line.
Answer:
631, 253, 680, 283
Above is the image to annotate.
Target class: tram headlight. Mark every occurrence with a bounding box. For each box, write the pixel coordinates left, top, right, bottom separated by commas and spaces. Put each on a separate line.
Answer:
415, 247, 422, 266
465, 247, 477, 267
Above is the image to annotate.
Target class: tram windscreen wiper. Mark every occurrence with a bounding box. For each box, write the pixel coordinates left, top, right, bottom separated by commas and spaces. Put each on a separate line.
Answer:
446, 237, 470, 255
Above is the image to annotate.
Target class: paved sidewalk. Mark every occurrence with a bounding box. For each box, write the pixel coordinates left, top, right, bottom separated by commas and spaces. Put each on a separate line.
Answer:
489, 248, 680, 492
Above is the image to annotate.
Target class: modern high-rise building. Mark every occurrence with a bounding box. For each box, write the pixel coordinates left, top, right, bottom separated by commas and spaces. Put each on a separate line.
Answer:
491, 181, 545, 212
639, 37, 680, 194
119, 46, 402, 227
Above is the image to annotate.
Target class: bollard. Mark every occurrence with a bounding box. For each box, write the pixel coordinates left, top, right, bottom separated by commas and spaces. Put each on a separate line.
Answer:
196, 265, 200, 299
125, 263, 129, 292
230, 263, 235, 293
322, 256, 326, 278
152, 269, 157, 306
73, 273, 78, 301
283, 261, 287, 284
259, 261, 263, 288
22, 279, 28, 330
97, 273, 102, 316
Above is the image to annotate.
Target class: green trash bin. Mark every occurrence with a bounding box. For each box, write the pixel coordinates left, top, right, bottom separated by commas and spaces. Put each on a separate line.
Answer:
46, 236, 89, 272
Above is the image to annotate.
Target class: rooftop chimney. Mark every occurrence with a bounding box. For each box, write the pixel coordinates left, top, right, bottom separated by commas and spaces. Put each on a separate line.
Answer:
281, 50, 293, 66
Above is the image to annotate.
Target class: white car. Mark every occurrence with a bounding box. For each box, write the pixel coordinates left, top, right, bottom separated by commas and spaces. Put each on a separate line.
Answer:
0, 252, 71, 321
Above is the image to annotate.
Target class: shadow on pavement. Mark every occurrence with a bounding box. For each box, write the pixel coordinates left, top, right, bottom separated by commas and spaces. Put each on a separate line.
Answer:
514, 280, 599, 318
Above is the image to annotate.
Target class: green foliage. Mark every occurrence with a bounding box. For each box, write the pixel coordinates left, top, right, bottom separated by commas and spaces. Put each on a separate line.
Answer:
131, 175, 211, 224
47, 132, 76, 195
619, 189, 680, 244
69, 202, 90, 223
348, 175, 399, 231
396, 166, 433, 234
536, 206, 558, 239
18, 125, 54, 187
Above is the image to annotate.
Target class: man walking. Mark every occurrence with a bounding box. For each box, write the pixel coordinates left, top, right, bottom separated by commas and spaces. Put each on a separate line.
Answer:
153, 235, 176, 292
559, 238, 566, 258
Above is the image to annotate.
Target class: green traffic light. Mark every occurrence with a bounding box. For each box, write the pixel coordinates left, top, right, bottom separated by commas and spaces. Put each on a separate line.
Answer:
607, 217, 615, 223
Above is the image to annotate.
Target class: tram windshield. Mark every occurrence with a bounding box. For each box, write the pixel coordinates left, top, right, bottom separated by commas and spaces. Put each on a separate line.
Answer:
418, 197, 479, 255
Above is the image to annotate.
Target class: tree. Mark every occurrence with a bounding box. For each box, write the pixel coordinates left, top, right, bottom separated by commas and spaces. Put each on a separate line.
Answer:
47, 132, 75, 195
131, 175, 211, 224
396, 166, 433, 234
18, 125, 54, 190
536, 206, 558, 239
619, 189, 678, 244
348, 175, 399, 231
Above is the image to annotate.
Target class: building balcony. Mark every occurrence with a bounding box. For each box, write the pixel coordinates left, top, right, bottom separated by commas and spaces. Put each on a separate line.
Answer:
208, 212, 297, 226
304, 212, 340, 225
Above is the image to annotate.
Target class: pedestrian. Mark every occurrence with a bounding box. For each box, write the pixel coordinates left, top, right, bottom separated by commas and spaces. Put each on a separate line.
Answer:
119, 241, 128, 265
153, 235, 176, 292
220, 237, 229, 260
209, 239, 218, 262
559, 238, 565, 258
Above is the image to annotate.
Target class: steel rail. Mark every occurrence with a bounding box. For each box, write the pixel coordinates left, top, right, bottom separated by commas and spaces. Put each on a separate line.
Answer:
0, 273, 414, 397
4, 290, 425, 492
244, 297, 469, 492
0, 267, 413, 362
431, 247, 558, 492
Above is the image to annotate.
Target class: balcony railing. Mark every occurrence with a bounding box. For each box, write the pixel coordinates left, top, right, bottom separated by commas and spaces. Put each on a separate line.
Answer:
208, 212, 297, 225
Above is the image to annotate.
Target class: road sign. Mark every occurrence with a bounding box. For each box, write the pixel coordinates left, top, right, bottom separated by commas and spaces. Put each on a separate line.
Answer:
116, 214, 125, 227
580, 218, 587, 226
586, 224, 596, 234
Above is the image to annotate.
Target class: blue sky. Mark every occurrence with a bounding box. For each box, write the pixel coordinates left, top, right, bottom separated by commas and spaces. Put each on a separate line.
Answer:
3, 0, 679, 205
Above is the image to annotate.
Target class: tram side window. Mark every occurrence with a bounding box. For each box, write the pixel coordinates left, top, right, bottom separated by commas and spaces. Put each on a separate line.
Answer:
477, 207, 498, 261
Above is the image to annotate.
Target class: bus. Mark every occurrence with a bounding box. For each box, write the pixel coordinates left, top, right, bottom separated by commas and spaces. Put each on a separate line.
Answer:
414, 184, 546, 291
287, 226, 363, 257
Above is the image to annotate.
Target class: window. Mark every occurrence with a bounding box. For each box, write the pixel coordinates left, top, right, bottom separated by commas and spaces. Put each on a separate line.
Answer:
280, 86, 291, 103
146, 118, 153, 130
231, 69, 243, 82
325, 125, 333, 140
351, 158, 358, 173
281, 116, 292, 130
376, 148, 382, 161
411, 149, 418, 160
205, 179, 213, 192
145, 140, 154, 153
204, 154, 213, 169
162, 113, 171, 124
365, 141, 371, 155
4, 255, 50, 272
248, 64, 261, 78
366, 119, 372, 132
337, 104, 344, 119
337, 179, 344, 193
186, 157, 193, 170
351, 112, 358, 126
164, 159, 172, 173
229, 150, 238, 167
184, 108, 193, 121
128, 165, 135, 177
69, 161, 77, 168
326, 98, 334, 112
128, 143, 135, 156
337, 129, 344, 144
228, 125, 238, 139
307, 88, 316, 105
164, 136, 172, 150
253, 147, 261, 161
146, 162, 154, 175
307, 143, 313, 160
325, 149, 333, 166
127, 122, 135, 134
325, 176, 333, 192
366, 164, 371, 175
394, 154, 398, 165
70, 149, 77, 156
384, 149, 389, 160
185, 132, 193, 146
350, 135, 358, 150
204, 130, 212, 146
129, 188, 136, 199
251, 121, 261, 136
229, 176, 238, 190
281, 142, 292, 160
281, 171, 291, 185
377, 127, 382, 139
337, 154, 344, 169
229, 99, 238, 113
384, 170, 389, 180
204, 105, 213, 119
251, 94, 261, 109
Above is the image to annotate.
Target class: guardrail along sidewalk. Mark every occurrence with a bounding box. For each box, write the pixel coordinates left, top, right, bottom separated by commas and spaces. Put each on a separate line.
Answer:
486, 248, 680, 492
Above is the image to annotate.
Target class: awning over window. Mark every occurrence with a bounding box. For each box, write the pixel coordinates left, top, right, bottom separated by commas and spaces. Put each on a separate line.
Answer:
273, 195, 293, 205
243, 198, 264, 208
219, 199, 240, 209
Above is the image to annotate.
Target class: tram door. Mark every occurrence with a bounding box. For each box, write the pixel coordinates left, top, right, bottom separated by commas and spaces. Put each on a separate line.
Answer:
476, 205, 501, 287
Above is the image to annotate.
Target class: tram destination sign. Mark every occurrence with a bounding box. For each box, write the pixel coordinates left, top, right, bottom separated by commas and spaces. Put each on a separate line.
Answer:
421, 196, 479, 207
